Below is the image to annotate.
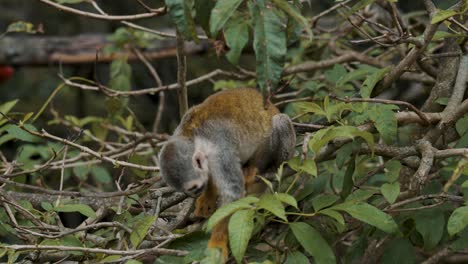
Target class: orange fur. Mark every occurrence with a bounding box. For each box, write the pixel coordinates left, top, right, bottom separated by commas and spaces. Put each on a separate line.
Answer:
180, 88, 279, 138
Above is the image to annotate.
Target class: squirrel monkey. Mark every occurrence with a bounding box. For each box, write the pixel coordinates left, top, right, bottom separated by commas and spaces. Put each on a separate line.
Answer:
159, 88, 296, 261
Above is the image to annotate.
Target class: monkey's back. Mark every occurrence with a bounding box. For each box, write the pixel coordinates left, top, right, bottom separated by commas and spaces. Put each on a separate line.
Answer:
177, 88, 279, 142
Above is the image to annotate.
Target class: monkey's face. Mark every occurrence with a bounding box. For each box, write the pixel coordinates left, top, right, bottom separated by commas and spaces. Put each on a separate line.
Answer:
159, 137, 209, 197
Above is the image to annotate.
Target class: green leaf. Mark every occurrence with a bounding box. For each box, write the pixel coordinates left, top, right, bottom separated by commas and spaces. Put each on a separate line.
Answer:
285, 250, 309, 264
325, 64, 347, 85
5, 124, 41, 142
320, 209, 345, 226
336, 67, 374, 88
6, 21, 37, 33
125, 260, 143, 264
385, 160, 401, 182
165, 0, 198, 40
276, 193, 298, 209
289, 222, 336, 264
336, 143, 353, 169
294, 102, 327, 117
130, 216, 156, 248
249, 0, 287, 93
288, 156, 317, 177
54, 204, 96, 218
381, 238, 415, 264
91, 166, 112, 184
312, 194, 339, 212
258, 194, 287, 221
309, 126, 374, 156
271, 0, 313, 40
41, 202, 53, 211
229, 209, 255, 264
332, 202, 399, 233
448, 206, 468, 236
206, 197, 258, 232
194, 0, 215, 36
414, 210, 445, 250
431, 9, 458, 24
361, 67, 390, 98
109, 58, 132, 91
224, 17, 249, 65
456, 116, 468, 136
341, 156, 355, 200
209, 0, 243, 36
0, 99, 18, 118
369, 104, 398, 144
381, 182, 400, 204
55, 0, 89, 4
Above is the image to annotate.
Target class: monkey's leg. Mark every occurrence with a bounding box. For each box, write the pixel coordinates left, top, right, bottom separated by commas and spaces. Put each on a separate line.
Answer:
244, 165, 267, 195
271, 114, 296, 165
194, 179, 217, 218
207, 150, 244, 261
207, 217, 229, 262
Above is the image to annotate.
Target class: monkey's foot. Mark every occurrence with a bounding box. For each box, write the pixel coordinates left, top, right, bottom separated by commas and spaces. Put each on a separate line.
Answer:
208, 219, 229, 263
194, 193, 216, 218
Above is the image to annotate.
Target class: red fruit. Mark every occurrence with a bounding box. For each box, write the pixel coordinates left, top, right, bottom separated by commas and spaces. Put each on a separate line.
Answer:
0, 66, 14, 83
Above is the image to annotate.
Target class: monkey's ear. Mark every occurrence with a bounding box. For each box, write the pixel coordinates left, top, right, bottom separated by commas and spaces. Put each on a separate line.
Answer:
192, 151, 209, 172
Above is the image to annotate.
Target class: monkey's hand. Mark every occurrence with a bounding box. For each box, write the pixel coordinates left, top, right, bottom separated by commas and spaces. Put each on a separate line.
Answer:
194, 180, 217, 218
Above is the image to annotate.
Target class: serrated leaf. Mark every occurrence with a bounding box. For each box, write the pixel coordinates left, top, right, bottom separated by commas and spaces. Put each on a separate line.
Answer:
385, 160, 401, 182
381, 182, 400, 204
54, 204, 96, 218
249, 0, 287, 93
224, 16, 249, 65
294, 102, 327, 116
209, 0, 243, 36
258, 194, 287, 221
448, 206, 468, 236
431, 9, 458, 24
275, 193, 298, 209
228, 209, 254, 264
289, 222, 336, 264
369, 105, 397, 144
361, 67, 390, 98
288, 156, 317, 177
165, 0, 198, 40
336, 143, 353, 169
309, 126, 374, 156
206, 197, 258, 231
312, 194, 339, 212
456, 116, 468, 136
332, 202, 399, 233
130, 216, 156, 248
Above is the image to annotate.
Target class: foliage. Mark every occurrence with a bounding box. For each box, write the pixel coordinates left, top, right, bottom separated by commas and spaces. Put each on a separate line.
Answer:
1, 0, 467, 263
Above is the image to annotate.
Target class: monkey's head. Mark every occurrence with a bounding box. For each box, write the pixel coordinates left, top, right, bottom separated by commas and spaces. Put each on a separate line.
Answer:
159, 136, 210, 197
